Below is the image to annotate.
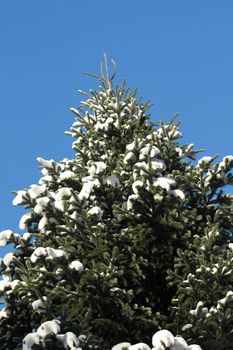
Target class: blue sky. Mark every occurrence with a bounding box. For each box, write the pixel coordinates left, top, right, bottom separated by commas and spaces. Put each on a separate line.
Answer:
0, 1, 233, 251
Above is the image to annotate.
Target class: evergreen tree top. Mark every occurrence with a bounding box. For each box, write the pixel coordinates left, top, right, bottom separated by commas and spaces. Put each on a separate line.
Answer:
0, 56, 233, 350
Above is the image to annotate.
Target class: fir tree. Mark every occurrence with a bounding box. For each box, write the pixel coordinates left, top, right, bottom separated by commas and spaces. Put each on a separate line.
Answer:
0, 56, 233, 350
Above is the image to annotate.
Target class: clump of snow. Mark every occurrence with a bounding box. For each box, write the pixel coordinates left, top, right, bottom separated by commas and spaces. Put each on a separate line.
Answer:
37, 319, 61, 337
126, 194, 139, 210
0, 307, 10, 320
59, 170, 76, 181
124, 151, 136, 164
0, 280, 11, 292
30, 247, 47, 262
87, 206, 103, 219
69, 260, 84, 273
152, 329, 175, 349
34, 197, 50, 214
3, 252, 15, 267
30, 247, 68, 263
19, 212, 33, 230
78, 178, 100, 201
217, 291, 233, 308
173, 336, 188, 350
13, 190, 27, 206
152, 177, 176, 192
103, 175, 120, 187
181, 324, 193, 331
38, 216, 48, 231
218, 155, 233, 170
169, 189, 185, 201
197, 156, 213, 167
112, 329, 202, 350
32, 296, 47, 313
23, 332, 40, 350
56, 332, 79, 349
132, 180, 144, 194
189, 301, 208, 317
54, 187, 72, 201
28, 184, 46, 199
0, 230, 13, 246
139, 145, 160, 160
150, 159, 166, 171
88, 161, 106, 175
37, 157, 56, 169
158, 125, 182, 139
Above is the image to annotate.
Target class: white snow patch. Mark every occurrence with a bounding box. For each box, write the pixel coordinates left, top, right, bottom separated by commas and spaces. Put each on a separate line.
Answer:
56, 332, 79, 349
32, 297, 47, 313
0, 230, 13, 246
28, 184, 46, 199
59, 171, 76, 181
54, 187, 72, 201
169, 189, 185, 201
111, 342, 131, 350
23, 332, 40, 350
152, 330, 174, 349
124, 151, 136, 164
132, 180, 144, 194
87, 206, 103, 219
173, 336, 188, 350
197, 156, 213, 167
88, 161, 106, 175
153, 177, 176, 192
139, 145, 160, 160
0, 307, 9, 320
13, 190, 27, 206
218, 155, 233, 170
3, 252, 14, 267
181, 324, 193, 331
19, 212, 33, 230
78, 178, 99, 201
38, 216, 48, 231
151, 159, 166, 171
31, 247, 68, 263
103, 175, 120, 187
0, 280, 11, 292
69, 260, 84, 273
37, 157, 56, 169
34, 197, 50, 214
37, 319, 61, 337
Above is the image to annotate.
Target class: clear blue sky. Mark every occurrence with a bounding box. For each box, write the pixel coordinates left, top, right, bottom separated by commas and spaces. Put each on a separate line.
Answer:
0, 1, 233, 252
